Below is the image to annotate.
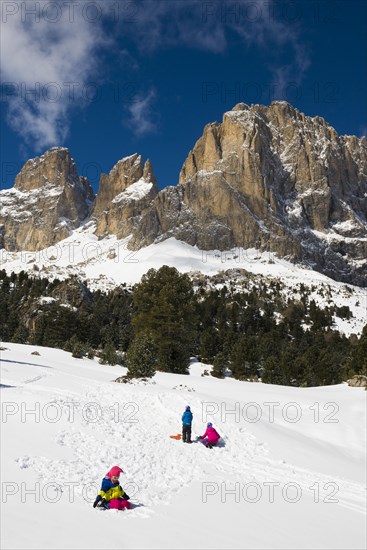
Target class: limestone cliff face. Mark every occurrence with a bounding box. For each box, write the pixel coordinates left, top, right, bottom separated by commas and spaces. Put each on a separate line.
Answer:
0, 148, 94, 251
91, 153, 158, 240
1, 103, 366, 285
129, 102, 367, 285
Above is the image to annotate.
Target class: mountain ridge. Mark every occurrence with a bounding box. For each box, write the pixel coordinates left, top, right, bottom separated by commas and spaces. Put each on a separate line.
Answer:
1, 101, 366, 286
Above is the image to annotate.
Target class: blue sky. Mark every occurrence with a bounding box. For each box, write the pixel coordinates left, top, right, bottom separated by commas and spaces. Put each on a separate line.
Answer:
1, 0, 367, 192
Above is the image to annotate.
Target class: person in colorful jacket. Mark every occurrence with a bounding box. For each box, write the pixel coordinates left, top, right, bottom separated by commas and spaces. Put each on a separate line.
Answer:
182, 405, 193, 443
93, 466, 131, 510
198, 423, 220, 448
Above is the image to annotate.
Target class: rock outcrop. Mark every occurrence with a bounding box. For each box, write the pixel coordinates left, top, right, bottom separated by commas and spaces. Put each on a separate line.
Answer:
128, 101, 367, 285
347, 375, 367, 388
49, 276, 93, 308
0, 147, 94, 251
91, 153, 158, 240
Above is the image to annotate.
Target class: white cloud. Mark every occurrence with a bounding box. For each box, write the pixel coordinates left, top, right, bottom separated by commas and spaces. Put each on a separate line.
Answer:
1, 0, 107, 149
120, 0, 227, 54
228, 0, 311, 88
1, 0, 312, 149
126, 89, 157, 137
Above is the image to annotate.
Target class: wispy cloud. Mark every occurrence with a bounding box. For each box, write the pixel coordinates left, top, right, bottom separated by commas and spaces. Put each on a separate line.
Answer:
120, 0, 227, 54
2, 0, 312, 149
1, 0, 107, 149
125, 89, 158, 137
230, 0, 311, 89
119, 0, 310, 88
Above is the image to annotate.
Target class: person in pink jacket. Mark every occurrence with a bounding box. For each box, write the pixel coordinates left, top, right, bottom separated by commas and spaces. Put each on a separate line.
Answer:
198, 423, 220, 448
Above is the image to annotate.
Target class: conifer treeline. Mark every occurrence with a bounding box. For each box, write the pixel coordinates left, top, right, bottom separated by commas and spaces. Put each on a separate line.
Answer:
0, 268, 366, 386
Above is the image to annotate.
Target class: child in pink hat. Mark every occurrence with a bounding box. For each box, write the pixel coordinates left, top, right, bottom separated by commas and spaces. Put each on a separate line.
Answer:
93, 465, 131, 510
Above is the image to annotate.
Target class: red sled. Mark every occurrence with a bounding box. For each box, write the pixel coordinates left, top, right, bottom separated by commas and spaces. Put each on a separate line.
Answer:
169, 434, 182, 440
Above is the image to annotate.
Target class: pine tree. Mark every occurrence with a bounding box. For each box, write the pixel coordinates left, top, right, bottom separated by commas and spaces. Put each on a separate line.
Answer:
230, 335, 259, 379
99, 339, 119, 365
199, 327, 220, 362
71, 338, 86, 359
126, 333, 157, 378
11, 324, 29, 344
262, 357, 286, 385
354, 325, 367, 375
131, 266, 196, 374
211, 352, 227, 378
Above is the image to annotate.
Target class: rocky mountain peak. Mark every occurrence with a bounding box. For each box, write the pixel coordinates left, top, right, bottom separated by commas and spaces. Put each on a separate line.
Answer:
14, 147, 81, 193
131, 103, 367, 285
231, 102, 250, 112
91, 153, 158, 240
0, 147, 95, 251
143, 159, 158, 187
108, 153, 143, 189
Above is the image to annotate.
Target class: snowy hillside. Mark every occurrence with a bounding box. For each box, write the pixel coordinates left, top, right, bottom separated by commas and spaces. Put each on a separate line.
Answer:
1, 343, 366, 550
1, 224, 366, 336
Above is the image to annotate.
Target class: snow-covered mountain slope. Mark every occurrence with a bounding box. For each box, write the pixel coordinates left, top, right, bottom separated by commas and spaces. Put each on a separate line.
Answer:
1, 223, 366, 336
1, 343, 366, 550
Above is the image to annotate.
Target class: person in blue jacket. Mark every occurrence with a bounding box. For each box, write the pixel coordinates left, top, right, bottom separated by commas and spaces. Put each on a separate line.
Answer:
182, 405, 193, 443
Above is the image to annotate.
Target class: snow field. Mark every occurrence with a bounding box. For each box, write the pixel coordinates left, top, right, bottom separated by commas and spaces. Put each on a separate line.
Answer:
1, 343, 366, 549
